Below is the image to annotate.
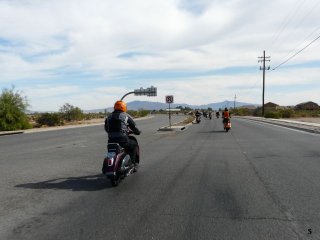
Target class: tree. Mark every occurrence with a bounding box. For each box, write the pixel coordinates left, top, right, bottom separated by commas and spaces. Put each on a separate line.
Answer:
59, 103, 84, 121
0, 87, 31, 131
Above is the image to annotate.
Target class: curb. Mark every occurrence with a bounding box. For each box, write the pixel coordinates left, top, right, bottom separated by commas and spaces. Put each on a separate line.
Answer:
158, 126, 186, 131
0, 130, 24, 136
158, 117, 193, 132
236, 116, 320, 134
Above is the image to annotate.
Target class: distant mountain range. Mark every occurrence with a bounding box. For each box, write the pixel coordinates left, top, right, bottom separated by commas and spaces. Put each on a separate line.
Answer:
84, 100, 260, 113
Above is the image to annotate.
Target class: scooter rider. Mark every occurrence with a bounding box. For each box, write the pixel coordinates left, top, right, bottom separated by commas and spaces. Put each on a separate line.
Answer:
222, 107, 231, 124
195, 110, 201, 118
104, 100, 141, 165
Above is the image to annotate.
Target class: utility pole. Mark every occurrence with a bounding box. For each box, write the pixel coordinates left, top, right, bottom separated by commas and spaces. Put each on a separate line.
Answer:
258, 50, 270, 116
234, 94, 236, 110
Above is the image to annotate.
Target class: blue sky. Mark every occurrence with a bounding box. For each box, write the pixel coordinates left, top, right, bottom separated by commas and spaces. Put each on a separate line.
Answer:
0, 0, 319, 111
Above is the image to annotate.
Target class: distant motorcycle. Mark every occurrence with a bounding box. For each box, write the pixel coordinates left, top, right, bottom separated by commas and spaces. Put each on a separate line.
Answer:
196, 116, 201, 124
216, 112, 220, 118
102, 132, 139, 186
223, 118, 231, 132
203, 112, 208, 118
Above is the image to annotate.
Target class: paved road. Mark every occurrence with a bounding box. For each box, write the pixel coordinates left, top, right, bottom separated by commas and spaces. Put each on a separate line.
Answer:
1, 115, 319, 240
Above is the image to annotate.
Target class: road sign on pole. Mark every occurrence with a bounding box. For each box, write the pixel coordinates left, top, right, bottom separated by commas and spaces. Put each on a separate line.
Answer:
165, 95, 174, 128
165, 95, 174, 104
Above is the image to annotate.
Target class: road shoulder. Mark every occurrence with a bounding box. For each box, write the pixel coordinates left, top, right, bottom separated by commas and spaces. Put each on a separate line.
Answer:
0, 115, 154, 136
236, 116, 320, 134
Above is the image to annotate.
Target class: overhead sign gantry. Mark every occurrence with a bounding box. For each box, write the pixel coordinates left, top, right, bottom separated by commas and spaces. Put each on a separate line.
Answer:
121, 86, 157, 100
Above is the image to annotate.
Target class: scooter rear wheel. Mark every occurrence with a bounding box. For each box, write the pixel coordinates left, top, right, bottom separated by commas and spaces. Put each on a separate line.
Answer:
111, 179, 119, 186
110, 176, 120, 187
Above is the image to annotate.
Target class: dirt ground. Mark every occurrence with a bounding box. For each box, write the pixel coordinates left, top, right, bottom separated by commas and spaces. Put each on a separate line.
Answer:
64, 118, 105, 125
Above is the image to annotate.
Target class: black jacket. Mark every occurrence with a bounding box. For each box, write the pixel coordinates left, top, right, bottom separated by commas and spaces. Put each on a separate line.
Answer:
104, 111, 140, 143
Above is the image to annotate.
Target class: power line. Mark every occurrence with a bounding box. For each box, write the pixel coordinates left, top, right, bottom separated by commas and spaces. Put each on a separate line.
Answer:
272, 33, 320, 70
276, 26, 320, 65
269, 0, 306, 50
271, 0, 320, 54
291, 1, 320, 32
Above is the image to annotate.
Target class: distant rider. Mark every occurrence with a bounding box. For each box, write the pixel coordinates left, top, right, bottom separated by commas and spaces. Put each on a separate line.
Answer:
104, 100, 141, 165
195, 110, 201, 118
222, 107, 231, 124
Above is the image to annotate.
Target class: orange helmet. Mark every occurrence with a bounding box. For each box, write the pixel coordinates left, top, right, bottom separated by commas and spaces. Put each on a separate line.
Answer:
114, 100, 127, 112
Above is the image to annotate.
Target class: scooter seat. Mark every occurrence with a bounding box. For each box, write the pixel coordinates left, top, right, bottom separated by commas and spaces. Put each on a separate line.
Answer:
107, 143, 123, 153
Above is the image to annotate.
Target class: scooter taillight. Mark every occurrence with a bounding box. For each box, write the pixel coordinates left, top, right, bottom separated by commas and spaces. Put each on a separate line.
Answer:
105, 152, 116, 166
108, 158, 114, 166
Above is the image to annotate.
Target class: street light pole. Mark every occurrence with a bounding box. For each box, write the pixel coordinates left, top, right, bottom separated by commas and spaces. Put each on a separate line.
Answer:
121, 92, 134, 100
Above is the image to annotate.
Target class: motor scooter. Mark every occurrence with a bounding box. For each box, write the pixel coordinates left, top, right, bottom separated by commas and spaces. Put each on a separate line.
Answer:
102, 133, 139, 186
223, 118, 231, 132
196, 116, 201, 123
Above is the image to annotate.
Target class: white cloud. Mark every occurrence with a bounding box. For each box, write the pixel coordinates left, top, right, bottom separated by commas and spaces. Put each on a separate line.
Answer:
0, 0, 319, 109
23, 84, 80, 98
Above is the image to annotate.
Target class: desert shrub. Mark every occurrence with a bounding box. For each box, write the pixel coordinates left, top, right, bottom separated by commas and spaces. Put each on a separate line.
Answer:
232, 108, 255, 116
280, 109, 295, 118
36, 113, 63, 126
60, 103, 84, 121
84, 112, 106, 120
0, 87, 31, 131
264, 112, 281, 119
127, 109, 150, 118
253, 107, 262, 116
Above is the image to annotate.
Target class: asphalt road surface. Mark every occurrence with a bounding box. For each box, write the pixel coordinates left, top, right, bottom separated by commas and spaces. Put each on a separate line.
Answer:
1, 115, 319, 240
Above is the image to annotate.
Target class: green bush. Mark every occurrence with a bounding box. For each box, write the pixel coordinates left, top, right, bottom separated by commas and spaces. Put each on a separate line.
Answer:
60, 103, 84, 121
280, 109, 295, 118
0, 87, 31, 131
311, 111, 320, 117
127, 109, 150, 118
292, 110, 320, 118
253, 107, 262, 116
264, 112, 281, 119
36, 113, 63, 126
83, 112, 106, 120
232, 108, 255, 116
